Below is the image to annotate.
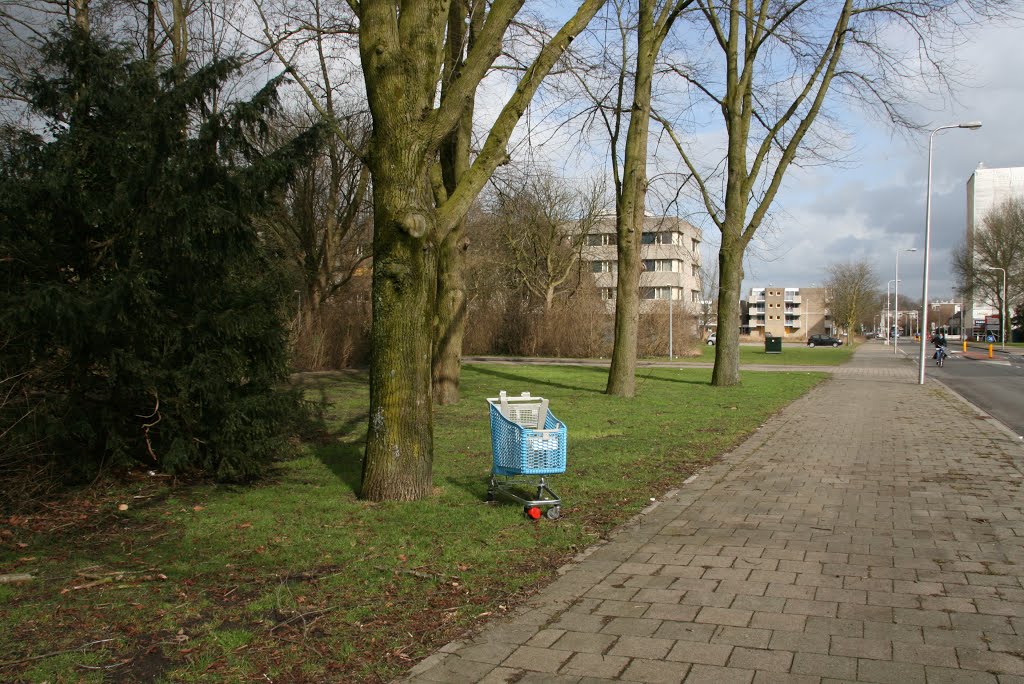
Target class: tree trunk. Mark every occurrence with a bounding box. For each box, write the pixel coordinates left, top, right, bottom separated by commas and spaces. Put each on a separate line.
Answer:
431, 0, 478, 406
712, 232, 744, 386
606, 1, 658, 398
360, 138, 436, 502
606, 208, 642, 396
432, 225, 467, 405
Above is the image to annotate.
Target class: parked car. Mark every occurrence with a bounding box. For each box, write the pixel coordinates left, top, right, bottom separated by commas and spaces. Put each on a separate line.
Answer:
706, 333, 716, 346
807, 334, 842, 348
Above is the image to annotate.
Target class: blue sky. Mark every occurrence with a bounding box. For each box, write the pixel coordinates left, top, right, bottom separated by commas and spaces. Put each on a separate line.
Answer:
511, 3, 1024, 304
749, 18, 1023, 302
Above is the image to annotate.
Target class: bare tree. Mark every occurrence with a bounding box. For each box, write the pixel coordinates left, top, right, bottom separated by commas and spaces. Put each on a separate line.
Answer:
565, 0, 694, 396
826, 260, 878, 340
493, 171, 607, 311
653, 0, 1018, 386
953, 195, 1024, 338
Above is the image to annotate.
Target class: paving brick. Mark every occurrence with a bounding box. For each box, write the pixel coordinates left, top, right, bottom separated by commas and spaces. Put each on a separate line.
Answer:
728, 647, 794, 673
957, 648, 1024, 675
856, 658, 925, 683
619, 658, 690, 683
607, 635, 676, 659
550, 631, 618, 654
749, 611, 806, 632
683, 663, 755, 683
803, 617, 863, 637
644, 603, 701, 622
694, 606, 753, 627
921, 627, 989, 649
751, 674, 820, 684
790, 652, 857, 679
891, 642, 957, 668
710, 626, 773, 648
768, 631, 830, 654
828, 635, 892, 660
732, 595, 787, 613
600, 617, 661, 636
893, 607, 951, 627
502, 645, 573, 673
593, 600, 651, 618
654, 621, 717, 642
682, 590, 736, 608
782, 598, 838, 617
558, 652, 629, 679
666, 641, 734, 665
923, 666, 998, 684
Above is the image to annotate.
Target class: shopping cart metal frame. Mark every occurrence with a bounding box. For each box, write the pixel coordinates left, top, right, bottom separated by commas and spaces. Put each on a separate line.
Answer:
486, 391, 566, 520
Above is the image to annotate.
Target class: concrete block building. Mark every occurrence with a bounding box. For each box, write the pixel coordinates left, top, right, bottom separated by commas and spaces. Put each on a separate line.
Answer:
583, 216, 704, 311
747, 286, 832, 340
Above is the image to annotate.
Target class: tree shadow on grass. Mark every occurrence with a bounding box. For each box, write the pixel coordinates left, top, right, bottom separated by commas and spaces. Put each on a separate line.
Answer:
636, 371, 712, 387
468, 364, 608, 394
309, 410, 366, 495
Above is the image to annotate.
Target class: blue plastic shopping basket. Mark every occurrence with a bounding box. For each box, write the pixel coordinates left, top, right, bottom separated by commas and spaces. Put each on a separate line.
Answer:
486, 391, 566, 519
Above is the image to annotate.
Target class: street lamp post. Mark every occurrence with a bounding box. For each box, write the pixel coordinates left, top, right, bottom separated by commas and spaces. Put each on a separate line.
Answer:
895, 248, 917, 355
987, 267, 1007, 349
918, 121, 982, 385
886, 279, 898, 344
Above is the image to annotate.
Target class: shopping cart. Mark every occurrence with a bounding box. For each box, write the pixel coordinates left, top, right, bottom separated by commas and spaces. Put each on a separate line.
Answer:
486, 391, 566, 520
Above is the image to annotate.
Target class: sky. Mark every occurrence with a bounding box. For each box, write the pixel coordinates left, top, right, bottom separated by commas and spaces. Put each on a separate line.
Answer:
744, 19, 1024, 305
501, 3, 1024, 307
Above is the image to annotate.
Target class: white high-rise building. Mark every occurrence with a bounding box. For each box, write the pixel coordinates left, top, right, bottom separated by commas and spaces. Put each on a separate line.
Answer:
965, 164, 1024, 330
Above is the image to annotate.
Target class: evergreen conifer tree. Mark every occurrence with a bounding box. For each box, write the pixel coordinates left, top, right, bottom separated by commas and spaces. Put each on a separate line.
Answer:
0, 28, 320, 481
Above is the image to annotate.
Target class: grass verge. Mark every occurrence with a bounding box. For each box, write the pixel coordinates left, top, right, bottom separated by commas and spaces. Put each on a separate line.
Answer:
0, 364, 825, 682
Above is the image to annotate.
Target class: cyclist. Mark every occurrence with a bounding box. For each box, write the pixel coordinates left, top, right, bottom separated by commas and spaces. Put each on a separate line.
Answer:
931, 330, 947, 366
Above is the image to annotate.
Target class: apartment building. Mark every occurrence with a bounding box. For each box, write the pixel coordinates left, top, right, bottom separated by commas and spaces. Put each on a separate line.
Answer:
965, 164, 1024, 326
747, 286, 832, 340
583, 216, 703, 311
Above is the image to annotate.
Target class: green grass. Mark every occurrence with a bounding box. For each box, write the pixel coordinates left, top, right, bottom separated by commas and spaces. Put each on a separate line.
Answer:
0, 363, 827, 682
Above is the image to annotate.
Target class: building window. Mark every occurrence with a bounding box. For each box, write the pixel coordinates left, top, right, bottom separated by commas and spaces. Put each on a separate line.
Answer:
591, 261, 617, 273
587, 233, 614, 246
691, 290, 699, 303
591, 261, 603, 273
601, 288, 616, 300
691, 238, 699, 251
641, 286, 672, 300
641, 232, 666, 245
642, 259, 674, 272
691, 263, 699, 277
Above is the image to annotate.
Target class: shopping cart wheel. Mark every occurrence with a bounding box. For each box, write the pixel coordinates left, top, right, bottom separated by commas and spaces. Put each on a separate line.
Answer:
545, 506, 561, 520
485, 488, 495, 502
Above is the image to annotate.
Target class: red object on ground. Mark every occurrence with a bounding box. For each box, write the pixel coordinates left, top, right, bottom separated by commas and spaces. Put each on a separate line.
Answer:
526, 507, 542, 520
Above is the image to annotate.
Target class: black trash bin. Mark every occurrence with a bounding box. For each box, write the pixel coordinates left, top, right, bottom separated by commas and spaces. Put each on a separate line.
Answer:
765, 335, 782, 354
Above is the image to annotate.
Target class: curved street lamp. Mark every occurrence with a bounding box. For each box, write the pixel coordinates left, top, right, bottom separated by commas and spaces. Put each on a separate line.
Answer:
895, 248, 917, 355
987, 266, 1007, 349
918, 121, 982, 385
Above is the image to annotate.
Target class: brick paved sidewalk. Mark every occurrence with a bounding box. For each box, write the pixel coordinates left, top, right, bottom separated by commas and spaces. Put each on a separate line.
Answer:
403, 343, 1024, 683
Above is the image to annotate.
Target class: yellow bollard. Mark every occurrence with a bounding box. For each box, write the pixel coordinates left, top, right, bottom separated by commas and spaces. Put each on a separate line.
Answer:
963, 340, 967, 352
989, 344, 994, 358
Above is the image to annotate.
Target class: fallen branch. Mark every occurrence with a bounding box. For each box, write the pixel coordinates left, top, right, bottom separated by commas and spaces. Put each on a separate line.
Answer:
373, 565, 457, 581
268, 607, 335, 633
0, 638, 116, 668
68, 571, 167, 591
0, 573, 33, 584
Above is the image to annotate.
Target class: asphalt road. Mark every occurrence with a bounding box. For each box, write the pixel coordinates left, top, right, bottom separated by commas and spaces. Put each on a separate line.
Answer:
932, 350, 1024, 439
